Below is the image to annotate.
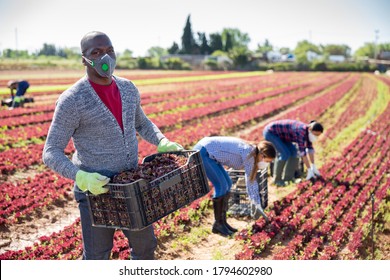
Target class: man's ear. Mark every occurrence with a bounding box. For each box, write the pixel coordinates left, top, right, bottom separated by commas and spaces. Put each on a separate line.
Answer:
81, 57, 87, 66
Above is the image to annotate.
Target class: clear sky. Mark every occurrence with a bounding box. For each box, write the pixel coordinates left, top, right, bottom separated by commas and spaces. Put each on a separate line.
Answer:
0, 0, 389, 56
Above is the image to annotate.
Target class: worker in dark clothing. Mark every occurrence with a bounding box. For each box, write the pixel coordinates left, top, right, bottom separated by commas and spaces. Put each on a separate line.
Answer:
7, 80, 30, 108
263, 119, 324, 186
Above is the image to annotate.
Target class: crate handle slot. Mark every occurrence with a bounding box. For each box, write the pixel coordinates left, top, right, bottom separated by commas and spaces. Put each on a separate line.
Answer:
159, 174, 181, 192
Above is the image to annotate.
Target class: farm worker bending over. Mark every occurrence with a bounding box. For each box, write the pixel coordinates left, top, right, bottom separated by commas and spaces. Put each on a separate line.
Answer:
7, 80, 30, 108
193, 136, 276, 236
42, 31, 183, 260
263, 119, 323, 187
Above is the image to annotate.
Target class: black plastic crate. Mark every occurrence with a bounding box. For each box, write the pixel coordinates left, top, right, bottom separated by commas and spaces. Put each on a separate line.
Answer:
227, 168, 268, 216
86, 150, 210, 231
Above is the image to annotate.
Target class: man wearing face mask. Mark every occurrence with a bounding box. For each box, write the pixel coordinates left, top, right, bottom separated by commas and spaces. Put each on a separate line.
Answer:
193, 136, 276, 236
263, 119, 324, 187
42, 31, 183, 260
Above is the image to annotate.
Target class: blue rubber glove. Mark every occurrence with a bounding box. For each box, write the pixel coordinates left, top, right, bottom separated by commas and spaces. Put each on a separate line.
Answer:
76, 170, 110, 195
157, 138, 183, 152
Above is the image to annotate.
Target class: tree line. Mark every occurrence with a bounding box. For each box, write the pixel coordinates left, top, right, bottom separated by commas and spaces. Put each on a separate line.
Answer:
1, 15, 389, 71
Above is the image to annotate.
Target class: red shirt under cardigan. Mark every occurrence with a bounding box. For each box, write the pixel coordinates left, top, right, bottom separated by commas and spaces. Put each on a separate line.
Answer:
89, 79, 123, 131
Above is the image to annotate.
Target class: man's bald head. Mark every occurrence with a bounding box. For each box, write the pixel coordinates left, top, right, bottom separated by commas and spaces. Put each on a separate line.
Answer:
80, 31, 111, 55
80, 31, 116, 83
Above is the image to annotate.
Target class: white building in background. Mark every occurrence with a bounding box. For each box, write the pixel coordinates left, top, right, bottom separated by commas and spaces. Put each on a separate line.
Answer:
281, 53, 295, 62
160, 54, 233, 70
306, 50, 322, 61
328, 55, 346, 63
306, 52, 346, 63
266, 51, 282, 62
265, 51, 296, 63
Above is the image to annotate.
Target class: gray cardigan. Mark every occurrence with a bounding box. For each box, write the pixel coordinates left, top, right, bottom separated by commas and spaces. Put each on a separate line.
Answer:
42, 75, 165, 180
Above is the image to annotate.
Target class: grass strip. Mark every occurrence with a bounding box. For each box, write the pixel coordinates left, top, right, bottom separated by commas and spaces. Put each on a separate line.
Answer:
322, 78, 389, 158
0, 71, 267, 95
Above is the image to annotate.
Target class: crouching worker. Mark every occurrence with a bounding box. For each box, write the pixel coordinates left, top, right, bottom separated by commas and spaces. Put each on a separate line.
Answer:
7, 80, 30, 108
193, 136, 276, 236
43, 31, 183, 260
263, 119, 323, 186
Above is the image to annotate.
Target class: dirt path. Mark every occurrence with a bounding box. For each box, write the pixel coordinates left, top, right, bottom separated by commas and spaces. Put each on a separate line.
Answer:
0, 195, 79, 254
155, 213, 253, 260
154, 181, 296, 260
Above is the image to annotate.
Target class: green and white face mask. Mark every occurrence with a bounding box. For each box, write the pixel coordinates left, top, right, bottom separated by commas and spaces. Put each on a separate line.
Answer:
83, 54, 116, 78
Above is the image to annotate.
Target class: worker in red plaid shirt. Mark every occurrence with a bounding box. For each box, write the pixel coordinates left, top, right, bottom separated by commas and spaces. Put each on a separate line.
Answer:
263, 119, 323, 186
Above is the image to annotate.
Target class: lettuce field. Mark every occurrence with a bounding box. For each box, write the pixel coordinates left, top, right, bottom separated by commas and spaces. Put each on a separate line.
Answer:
0, 69, 389, 260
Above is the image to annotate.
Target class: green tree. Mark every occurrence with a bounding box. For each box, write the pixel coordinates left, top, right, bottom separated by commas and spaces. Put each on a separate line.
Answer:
323, 44, 351, 57
221, 28, 250, 49
279, 47, 291, 55
2, 49, 30, 58
228, 46, 251, 68
57, 47, 67, 58
2, 49, 12, 58
38, 43, 57, 56
379, 43, 390, 51
163, 57, 191, 70
181, 14, 197, 54
147, 46, 168, 58
137, 57, 160, 69
211, 50, 229, 57
209, 33, 223, 52
63, 47, 81, 60
354, 42, 390, 58
198, 32, 212, 55
224, 32, 233, 52
354, 42, 376, 58
294, 40, 321, 63
122, 49, 133, 57
256, 39, 273, 54
117, 49, 137, 69
168, 42, 180, 54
